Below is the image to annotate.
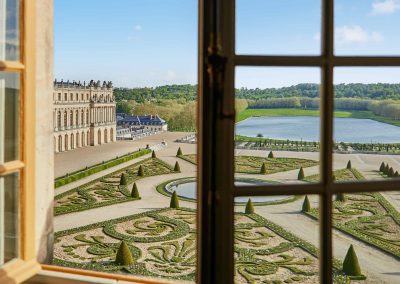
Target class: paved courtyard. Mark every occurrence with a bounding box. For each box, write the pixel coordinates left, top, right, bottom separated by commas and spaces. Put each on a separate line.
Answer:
54, 132, 400, 283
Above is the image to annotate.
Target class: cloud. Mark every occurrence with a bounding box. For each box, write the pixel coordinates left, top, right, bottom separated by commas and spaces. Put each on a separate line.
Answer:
336, 25, 383, 44
134, 25, 142, 31
371, 0, 400, 15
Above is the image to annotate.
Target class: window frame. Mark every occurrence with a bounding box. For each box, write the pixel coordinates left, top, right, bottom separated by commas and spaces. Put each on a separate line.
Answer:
0, 0, 41, 282
202, 0, 400, 283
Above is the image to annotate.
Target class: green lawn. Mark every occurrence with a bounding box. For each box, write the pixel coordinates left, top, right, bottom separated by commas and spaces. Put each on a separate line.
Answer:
236, 108, 400, 127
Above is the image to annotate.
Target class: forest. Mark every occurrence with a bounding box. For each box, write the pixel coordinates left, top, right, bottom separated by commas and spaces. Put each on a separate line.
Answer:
115, 83, 400, 131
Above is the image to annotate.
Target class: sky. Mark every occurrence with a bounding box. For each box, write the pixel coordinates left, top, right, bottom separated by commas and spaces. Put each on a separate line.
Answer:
55, 0, 400, 88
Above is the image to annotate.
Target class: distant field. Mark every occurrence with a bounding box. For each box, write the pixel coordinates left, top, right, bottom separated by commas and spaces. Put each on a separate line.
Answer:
236, 108, 400, 127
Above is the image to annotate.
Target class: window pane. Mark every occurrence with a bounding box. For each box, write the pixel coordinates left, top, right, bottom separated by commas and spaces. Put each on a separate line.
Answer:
0, 71, 19, 163
52, 1, 197, 282
236, 0, 321, 55
0, 172, 19, 265
333, 67, 400, 182
332, 191, 400, 282
335, 0, 400, 55
0, 0, 20, 61
235, 67, 321, 185
234, 195, 322, 283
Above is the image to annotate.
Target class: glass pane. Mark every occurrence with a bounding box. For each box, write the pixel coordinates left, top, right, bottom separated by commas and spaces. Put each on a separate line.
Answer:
0, 173, 19, 265
236, 0, 321, 55
333, 67, 400, 182
235, 67, 321, 185
332, 191, 400, 282
234, 195, 323, 283
0, 0, 20, 61
53, 1, 197, 282
335, 0, 400, 55
0, 71, 19, 163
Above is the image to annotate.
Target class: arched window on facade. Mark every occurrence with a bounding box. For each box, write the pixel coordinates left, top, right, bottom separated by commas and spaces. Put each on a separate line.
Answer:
104, 128, 108, 143
64, 111, 67, 127
81, 110, 84, 125
70, 133, 74, 149
110, 128, 114, 142
70, 111, 73, 127
98, 129, 101, 145
58, 135, 62, 152
64, 134, 68, 151
57, 111, 61, 129
87, 131, 90, 146
76, 111, 79, 126
76, 132, 80, 148
86, 110, 89, 125
81, 131, 85, 147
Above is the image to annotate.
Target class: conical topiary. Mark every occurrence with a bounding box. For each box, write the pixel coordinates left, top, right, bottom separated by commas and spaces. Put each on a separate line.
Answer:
388, 167, 395, 177
336, 193, 346, 202
347, 160, 352, 169
176, 147, 183, 156
268, 151, 274, 158
332, 175, 337, 182
298, 167, 305, 180
174, 161, 181, 172
170, 191, 180, 208
137, 165, 144, 177
260, 163, 267, 174
395, 171, 399, 178
120, 173, 127, 185
115, 241, 134, 266
342, 245, 362, 276
379, 162, 385, 172
384, 164, 390, 175
245, 198, 254, 214
131, 183, 139, 198
302, 195, 311, 212
151, 150, 156, 158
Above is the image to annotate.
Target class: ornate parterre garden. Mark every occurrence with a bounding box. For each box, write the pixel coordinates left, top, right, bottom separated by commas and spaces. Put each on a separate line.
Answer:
54, 208, 350, 283
179, 154, 319, 174
54, 157, 176, 215
305, 168, 400, 259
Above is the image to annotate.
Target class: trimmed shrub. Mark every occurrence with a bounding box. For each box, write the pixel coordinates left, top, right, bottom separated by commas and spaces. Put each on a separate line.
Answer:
395, 171, 399, 178
115, 241, 134, 266
298, 167, 305, 180
302, 195, 311, 212
151, 150, 156, 158
131, 183, 139, 198
388, 167, 395, 177
245, 198, 254, 214
174, 161, 181, 172
268, 151, 274, 158
176, 147, 183, 156
137, 165, 144, 177
379, 162, 385, 172
384, 164, 390, 175
332, 175, 336, 182
170, 191, 180, 209
260, 163, 267, 174
343, 245, 362, 276
336, 193, 346, 202
346, 160, 352, 169
120, 173, 127, 185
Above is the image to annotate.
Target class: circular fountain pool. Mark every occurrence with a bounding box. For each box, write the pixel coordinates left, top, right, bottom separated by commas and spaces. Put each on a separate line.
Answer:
162, 177, 293, 204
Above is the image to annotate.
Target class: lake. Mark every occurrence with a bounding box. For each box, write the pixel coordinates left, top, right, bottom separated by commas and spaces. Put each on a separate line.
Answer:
236, 116, 400, 143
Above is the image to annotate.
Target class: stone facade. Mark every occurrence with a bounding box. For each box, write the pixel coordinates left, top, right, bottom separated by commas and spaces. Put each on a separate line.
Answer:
53, 79, 117, 152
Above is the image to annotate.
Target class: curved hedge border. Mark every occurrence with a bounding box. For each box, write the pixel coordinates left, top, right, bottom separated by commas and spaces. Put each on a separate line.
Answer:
156, 177, 300, 206
55, 149, 151, 188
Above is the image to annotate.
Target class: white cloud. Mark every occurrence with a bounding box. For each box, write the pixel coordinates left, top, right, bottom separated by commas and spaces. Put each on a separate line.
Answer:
335, 25, 383, 44
371, 0, 400, 15
134, 25, 142, 31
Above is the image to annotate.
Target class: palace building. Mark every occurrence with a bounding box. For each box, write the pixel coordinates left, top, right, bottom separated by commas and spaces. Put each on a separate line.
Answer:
53, 79, 117, 153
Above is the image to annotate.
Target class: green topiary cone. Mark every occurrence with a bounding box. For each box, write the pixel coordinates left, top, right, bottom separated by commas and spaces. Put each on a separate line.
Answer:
336, 193, 346, 202
120, 173, 127, 185
115, 241, 134, 266
298, 167, 305, 180
170, 191, 180, 208
245, 198, 254, 214
343, 245, 362, 276
151, 150, 156, 158
347, 160, 352, 169
137, 165, 144, 177
379, 162, 385, 172
176, 147, 183, 156
174, 161, 181, 172
395, 171, 399, 177
268, 151, 274, 158
260, 162, 267, 174
388, 167, 395, 177
302, 195, 311, 212
131, 183, 139, 198
384, 164, 390, 175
